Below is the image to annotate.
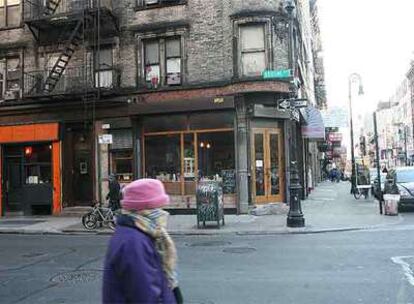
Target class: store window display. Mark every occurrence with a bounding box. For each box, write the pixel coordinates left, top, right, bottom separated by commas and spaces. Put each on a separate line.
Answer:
144, 135, 181, 195
142, 112, 236, 203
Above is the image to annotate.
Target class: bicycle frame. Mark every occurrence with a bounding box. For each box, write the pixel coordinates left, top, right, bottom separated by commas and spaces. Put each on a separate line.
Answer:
93, 206, 114, 224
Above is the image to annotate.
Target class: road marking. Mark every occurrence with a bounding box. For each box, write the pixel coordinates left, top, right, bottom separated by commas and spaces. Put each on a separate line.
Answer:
391, 256, 414, 286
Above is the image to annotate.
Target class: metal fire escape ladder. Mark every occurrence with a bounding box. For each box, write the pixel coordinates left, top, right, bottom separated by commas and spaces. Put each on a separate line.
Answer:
43, 19, 84, 94
44, 0, 62, 15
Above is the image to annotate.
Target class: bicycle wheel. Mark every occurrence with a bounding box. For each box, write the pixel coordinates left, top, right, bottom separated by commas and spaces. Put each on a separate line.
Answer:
353, 188, 362, 200
82, 213, 98, 230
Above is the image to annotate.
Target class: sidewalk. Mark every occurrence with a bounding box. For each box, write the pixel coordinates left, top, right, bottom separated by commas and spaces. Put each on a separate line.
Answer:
0, 181, 403, 235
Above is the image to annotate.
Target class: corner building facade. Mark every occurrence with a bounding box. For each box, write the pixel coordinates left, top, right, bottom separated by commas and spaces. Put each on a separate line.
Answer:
0, 0, 321, 215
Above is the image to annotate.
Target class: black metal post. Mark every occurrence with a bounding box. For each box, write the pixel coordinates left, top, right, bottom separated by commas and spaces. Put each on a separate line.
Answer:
285, 0, 305, 228
373, 112, 383, 214
348, 73, 363, 194
349, 77, 356, 194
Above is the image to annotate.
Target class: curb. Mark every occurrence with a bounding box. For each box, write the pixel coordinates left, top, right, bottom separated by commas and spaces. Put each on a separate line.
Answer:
0, 214, 405, 236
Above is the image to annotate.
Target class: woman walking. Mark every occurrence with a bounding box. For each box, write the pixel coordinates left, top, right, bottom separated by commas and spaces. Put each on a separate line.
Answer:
103, 178, 183, 304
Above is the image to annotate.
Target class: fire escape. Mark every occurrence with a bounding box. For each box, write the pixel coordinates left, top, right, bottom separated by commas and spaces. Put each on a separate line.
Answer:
23, 0, 119, 98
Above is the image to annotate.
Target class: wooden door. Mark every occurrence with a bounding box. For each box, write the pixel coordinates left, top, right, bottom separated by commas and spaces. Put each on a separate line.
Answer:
251, 128, 284, 204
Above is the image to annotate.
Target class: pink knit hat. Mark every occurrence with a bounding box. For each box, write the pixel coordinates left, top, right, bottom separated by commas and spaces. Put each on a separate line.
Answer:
121, 179, 170, 211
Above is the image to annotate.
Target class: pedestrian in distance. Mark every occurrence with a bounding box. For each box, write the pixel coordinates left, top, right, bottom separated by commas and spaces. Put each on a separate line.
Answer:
103, 178, 183, 304
106, 173, 121, 212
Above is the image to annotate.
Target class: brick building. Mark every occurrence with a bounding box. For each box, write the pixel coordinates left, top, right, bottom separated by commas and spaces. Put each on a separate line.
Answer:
0, 0, 324, 216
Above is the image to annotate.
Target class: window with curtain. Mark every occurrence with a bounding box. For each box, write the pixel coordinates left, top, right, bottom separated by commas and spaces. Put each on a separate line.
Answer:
144, 37, 182, 88
95, 48, 114, 88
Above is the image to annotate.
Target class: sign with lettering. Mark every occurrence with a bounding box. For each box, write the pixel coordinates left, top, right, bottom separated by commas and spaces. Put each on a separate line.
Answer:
98, 134, 113, 144
262, 69, 292, 79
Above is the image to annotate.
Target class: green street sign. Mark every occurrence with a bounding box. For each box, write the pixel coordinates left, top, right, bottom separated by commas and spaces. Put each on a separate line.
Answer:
262, 69, 292, 79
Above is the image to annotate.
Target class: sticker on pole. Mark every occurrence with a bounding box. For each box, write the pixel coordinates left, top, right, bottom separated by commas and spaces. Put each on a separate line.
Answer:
98, 134, 113, 144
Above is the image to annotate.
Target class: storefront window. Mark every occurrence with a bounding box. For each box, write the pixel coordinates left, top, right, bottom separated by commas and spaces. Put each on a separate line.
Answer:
197, 131, 235, 193
23, 144, 52, 184
143, 112, 236, 199
112, 150, 133, 183
145, 134, 181, 195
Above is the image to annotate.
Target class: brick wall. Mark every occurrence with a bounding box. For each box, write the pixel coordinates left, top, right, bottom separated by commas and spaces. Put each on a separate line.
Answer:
1, 0, 297, 95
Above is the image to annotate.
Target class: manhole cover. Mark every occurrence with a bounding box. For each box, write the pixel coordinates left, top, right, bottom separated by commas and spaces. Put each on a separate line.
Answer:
22, 252, 47, 258
223, 247, 256, 254
50, 270, 102, 284
188, 241, 231, 247
0, 220, 45, 226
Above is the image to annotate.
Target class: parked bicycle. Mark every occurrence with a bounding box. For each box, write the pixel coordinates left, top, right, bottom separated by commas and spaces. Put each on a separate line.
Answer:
82, 202, 116, 231
353, 185, 371, 200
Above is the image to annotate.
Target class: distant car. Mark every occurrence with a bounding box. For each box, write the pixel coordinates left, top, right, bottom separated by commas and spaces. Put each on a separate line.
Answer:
384, 167, 414, 208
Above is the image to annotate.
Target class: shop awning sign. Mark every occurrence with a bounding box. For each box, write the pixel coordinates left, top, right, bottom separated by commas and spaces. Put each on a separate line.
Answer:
98, 134, 113, 144
301, 106, 325, 139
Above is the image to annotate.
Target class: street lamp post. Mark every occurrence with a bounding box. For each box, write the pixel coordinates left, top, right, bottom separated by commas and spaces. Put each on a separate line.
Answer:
285, 0, 305, 228
348, 73, 364, 195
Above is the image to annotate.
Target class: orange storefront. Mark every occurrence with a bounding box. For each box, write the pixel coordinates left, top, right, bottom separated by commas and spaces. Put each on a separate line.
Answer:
0, 123, 61, 216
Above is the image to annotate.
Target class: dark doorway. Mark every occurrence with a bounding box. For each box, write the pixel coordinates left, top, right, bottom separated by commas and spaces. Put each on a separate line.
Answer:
4, 155, 23, 213
63, 124, 94, 207
2, 144, 53, 215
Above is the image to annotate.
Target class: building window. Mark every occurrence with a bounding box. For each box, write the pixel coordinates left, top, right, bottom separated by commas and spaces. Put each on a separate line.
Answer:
240, 24, 266, 77
0, 0, 21, 28
143, 37, 182, 88
95, 48, 114, 88
0, 56, 21, 100
166, 38, 181, 85
144, 40, 161, 88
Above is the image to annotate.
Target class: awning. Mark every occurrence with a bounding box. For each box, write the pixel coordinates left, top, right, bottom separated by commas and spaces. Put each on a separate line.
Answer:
301, 106, 325, 140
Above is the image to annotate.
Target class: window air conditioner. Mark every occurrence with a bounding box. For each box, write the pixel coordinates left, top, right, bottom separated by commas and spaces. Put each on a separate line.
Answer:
4, 90, 20, 101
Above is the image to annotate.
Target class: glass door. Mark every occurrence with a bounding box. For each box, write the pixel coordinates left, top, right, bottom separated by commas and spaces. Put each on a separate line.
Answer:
251, 128, 284, 204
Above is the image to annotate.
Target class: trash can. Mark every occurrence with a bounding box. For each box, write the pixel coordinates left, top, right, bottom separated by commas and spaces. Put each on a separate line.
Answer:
383, 194, 400, 216
196, 181, 225, 228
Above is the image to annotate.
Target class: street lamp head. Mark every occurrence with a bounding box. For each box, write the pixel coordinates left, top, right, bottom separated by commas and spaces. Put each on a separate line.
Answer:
358, 84, 364, 95
284, 0, 296, 14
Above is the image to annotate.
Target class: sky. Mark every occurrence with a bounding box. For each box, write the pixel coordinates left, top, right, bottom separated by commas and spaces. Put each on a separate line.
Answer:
318, 0, 414, 115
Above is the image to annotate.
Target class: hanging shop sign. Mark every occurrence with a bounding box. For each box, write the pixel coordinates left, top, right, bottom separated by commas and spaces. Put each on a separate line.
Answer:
328, 132, 343, 142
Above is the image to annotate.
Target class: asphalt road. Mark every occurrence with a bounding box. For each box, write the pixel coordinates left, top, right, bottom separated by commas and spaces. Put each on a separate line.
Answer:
2, 226, 414, 304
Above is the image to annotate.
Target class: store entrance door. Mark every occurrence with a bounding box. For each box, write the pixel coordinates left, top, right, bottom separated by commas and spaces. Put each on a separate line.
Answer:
251, 128, 284, 204
4, 156, 23, 213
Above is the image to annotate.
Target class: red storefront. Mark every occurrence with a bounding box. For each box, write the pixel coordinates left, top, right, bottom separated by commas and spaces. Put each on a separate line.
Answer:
0, 123, 61, 216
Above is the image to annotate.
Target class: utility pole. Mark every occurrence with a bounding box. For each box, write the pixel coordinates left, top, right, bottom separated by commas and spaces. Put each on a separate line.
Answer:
348, 73, 364, 194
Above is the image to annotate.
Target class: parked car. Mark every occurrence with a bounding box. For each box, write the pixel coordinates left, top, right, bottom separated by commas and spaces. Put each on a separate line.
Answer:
383, 167, 414, 208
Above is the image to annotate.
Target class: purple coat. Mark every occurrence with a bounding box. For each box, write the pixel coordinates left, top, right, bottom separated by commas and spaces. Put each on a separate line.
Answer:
102, 218, 176, 304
